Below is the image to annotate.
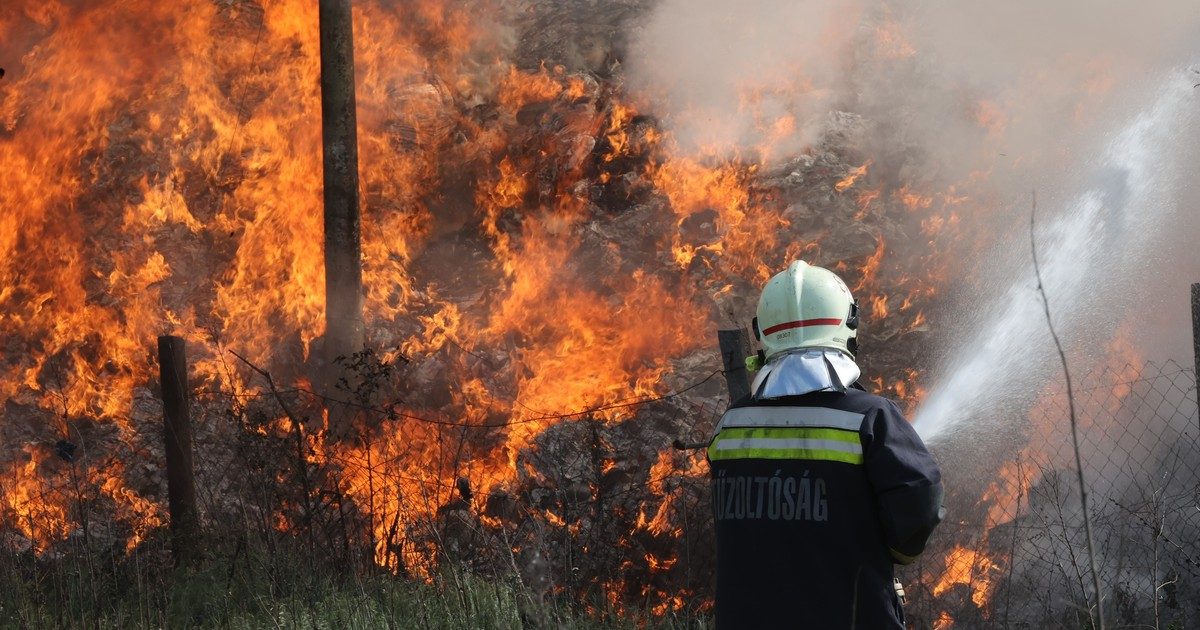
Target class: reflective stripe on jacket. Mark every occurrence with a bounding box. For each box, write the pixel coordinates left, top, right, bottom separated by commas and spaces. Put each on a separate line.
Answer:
708, 387, 943, 629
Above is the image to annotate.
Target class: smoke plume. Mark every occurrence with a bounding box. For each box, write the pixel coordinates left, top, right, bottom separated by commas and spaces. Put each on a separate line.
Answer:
626, 0, 1200, 410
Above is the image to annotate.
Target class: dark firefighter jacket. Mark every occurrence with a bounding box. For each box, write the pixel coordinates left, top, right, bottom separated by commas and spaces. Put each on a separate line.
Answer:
707, 386, 943, 629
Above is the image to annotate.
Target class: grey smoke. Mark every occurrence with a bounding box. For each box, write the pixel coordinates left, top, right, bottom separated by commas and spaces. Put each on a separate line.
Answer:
625, 0, 1200, 388
627, 0, 1200, 168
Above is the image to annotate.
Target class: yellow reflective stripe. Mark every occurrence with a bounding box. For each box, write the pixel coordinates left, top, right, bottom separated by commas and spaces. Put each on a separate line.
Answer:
717, 427, 860, 444
708, 447, 864, 464
707, 426, 865, 464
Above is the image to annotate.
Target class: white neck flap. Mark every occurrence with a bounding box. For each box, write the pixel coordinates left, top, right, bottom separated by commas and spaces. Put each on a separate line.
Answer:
749, 348, 862, 400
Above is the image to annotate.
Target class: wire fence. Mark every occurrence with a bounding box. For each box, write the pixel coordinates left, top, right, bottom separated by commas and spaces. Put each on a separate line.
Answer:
902, 359, 1200, 629
1, 355, 1198, 626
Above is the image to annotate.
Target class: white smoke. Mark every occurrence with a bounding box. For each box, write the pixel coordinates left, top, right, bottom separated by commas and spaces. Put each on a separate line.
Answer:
624, 0, 860, 158
624, 0, 1200, 435
626, 0, 1200, 167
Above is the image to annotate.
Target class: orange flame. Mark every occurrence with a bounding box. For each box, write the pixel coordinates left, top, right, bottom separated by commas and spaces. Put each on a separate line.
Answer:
1, 1, 1112, 619
835, 160, 872, 193
932, 544, 998, 608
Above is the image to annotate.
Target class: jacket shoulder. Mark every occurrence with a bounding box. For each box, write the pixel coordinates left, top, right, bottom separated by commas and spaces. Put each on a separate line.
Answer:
730, 387, 898, 415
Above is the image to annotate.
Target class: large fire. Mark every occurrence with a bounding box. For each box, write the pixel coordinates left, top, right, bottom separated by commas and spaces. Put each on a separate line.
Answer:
0, 0, 1143, 623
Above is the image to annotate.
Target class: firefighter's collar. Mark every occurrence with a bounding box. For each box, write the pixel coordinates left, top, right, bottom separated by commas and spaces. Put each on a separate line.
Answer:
750, 348, 861, 399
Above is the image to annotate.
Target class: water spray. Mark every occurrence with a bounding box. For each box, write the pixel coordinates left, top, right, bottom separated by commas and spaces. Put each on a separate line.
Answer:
914, 68, 1197, 443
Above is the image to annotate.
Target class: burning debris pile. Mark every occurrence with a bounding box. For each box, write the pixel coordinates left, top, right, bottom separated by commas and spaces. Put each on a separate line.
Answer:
0, 0, 945, 611
5, 0, 1195, 625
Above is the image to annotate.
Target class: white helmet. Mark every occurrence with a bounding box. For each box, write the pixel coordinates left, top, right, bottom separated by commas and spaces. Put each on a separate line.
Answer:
753, 261, 859, 360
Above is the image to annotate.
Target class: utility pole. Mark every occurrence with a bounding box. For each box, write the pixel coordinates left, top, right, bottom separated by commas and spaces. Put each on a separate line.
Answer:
319, 0, 364, 365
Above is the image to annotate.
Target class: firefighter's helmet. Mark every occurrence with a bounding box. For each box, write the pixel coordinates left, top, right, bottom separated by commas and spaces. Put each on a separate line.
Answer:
753, 261, 859, 359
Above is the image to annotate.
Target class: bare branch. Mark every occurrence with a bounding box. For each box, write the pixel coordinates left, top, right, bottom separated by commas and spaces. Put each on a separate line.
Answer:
1030, 190, 1105, 630
228, 349, 315, 555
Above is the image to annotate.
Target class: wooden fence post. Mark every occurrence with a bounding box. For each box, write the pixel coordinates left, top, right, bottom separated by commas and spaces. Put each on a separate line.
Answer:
1192, 283, 1199, 419
672, 328, 754, 452
718, 328, 752, 403
158, 335, 198, 566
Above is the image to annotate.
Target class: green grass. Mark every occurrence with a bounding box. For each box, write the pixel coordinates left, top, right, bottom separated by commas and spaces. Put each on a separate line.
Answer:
0, 542, 705, 629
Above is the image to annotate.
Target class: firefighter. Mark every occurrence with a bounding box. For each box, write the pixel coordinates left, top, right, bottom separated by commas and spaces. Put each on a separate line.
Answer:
708, 260, 944, 629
